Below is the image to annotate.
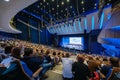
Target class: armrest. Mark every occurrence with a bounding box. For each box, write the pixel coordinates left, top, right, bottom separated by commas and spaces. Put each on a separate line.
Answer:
32, 67, 43, 78
98, 70, 106, 79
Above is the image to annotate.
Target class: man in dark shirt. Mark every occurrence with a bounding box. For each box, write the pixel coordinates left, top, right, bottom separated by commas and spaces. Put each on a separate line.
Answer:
72, 55, 91, 80
22, 47, 52, 78
21, 48, 43, 72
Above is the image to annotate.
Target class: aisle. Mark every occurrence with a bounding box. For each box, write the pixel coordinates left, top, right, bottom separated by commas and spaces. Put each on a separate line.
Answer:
45, 56, 76, 80
45, 62, 63, 80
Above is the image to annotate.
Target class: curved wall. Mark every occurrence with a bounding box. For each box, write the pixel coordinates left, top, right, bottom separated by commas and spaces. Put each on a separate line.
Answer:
0, 0, 37, 33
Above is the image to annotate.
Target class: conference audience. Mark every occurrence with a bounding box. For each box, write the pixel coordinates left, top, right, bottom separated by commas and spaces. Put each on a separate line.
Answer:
0, 39, 120, 80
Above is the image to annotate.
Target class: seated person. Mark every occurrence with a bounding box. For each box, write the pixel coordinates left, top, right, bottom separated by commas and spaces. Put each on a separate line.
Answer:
0, 46, 13, 62
100, 57, 120, 80
22, 47, 52, 78
62, 53, 74, 80
21, 47, 43, 73
72, 55, 91, 80
0, 47, 33, 78
44, 50, 52, 63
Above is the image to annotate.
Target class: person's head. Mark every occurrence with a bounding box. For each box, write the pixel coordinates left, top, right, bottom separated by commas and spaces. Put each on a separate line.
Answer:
45, 50, 50, 55
58, 52, 61, 55
103, 57, 108, 61
65, 53, 70, 58
109, 57, 119, 67
53, 51, 56, 56
41, 49, 44, 53
24, 48, 34, 57
11, 47, 21, 59
1, 43, 7, 48
77, 55, 84, 62
5, 46, 13, 54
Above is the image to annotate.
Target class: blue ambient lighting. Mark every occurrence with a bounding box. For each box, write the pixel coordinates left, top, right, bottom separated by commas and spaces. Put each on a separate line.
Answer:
65, 24, 68, 33
99, 12, 104, 29
92, 16, 94, 30
73, 21, 77, 32
69, 24, 73, 32
84, 18, 87, 30
78, 20, 82, 31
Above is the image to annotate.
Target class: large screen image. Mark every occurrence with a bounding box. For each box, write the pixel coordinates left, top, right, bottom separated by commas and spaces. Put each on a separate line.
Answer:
60, 37, 84, 50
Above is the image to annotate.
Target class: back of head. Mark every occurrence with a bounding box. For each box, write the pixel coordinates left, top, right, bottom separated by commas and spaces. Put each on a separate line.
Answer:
45, 50, 50, 55
11, 47, 21, 59
24, 48, 33, 57
77, 55, 84, 62
65, 53, 70, 58
41, 49, 44, 53
88, 60, 99, 72
53, 51, 56, 56
110, 57, 119, 67
5, 46, 13, 54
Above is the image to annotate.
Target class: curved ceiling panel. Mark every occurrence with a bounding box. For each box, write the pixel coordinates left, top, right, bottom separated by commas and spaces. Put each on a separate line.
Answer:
47, 7, 111, 35
98, 4, 120, 44
0, 0, 37, 33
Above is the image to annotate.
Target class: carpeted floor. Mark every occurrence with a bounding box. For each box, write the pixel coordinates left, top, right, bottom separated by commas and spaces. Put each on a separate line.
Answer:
45, 62, 63, 80
45, 56, 76, 80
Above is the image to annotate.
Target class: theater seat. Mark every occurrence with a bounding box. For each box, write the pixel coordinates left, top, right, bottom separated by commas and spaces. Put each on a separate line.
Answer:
107, 67, 120, 80
0, 60, 42, 80
0, 60, 31, 80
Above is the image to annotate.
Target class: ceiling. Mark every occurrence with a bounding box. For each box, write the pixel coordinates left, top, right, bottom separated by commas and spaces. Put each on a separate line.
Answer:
14, 0, 113, 28
0, 0, 37, 33
11, 0, 114, 34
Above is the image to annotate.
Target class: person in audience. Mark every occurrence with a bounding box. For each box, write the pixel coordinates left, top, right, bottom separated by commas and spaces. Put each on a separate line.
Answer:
21, 47, 43, 73
44, 50, 52, 63
72, 55, 91, 80
52, 51, 59, 65
88, 60, 100, 80
0, 47, 33, 78
100, 57, 120, 80
4, 46, 13, 56
22, 47, 52, 79
62, 53, 74, 80
0, 44, 4, 53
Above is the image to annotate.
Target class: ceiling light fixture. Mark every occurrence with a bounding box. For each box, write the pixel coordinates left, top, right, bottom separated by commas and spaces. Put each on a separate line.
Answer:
47, 3, 49, 5
67, 0, 69, 2
4, 0, 10, 2
95, 3, 97, 6
57, 5, 59, 7
43, 0, 46, 2
40, 3, 42, 5
52, 8, 54, 10
37, 5, 40, 8
82, 8, 85, 10
52, 0, 54, 2
94, 7, 96, 9
107, 3, 110, 5
81, 1, 84, 4
61, 2, 64, 5
65, 8, 67, 10
70, 6, 72, 8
